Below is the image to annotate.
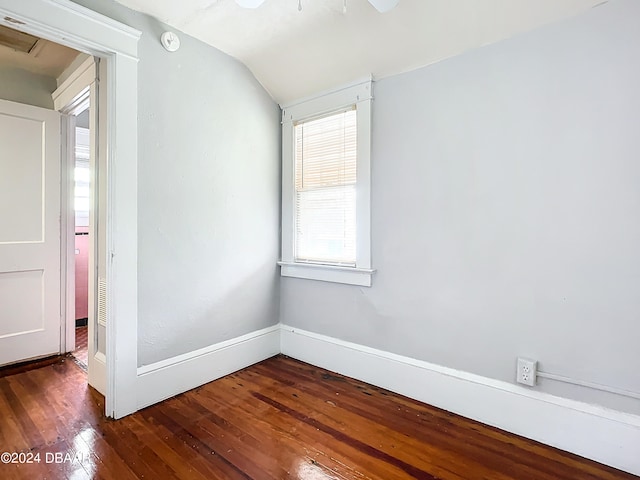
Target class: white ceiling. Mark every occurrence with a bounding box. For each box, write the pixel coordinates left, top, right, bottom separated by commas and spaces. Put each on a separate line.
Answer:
115, 0, 604, 104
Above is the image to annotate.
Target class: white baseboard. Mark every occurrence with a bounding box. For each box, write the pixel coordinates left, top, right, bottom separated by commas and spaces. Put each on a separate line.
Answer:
280, 325, 640, 477
134, 322, 640, 475
89, 351, 107, 396
136, 325, 280, 410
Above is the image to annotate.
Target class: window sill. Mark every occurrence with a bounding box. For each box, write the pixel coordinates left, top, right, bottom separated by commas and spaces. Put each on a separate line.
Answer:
278, 261, 374, 287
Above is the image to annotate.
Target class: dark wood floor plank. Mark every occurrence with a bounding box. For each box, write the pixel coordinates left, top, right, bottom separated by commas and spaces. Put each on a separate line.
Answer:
0, 378, 46, 448
189, 386, 376, 480
144, 402, 255, 480
267, 357, 625, 480
6, 374, 62, 448
0, 389, 27, 452
0, 354, 636, 480
175, 386, 380, 480
242, 363, 530, 480
253, 359, 584, 480
124, 414, 214, 480
228, 368, 461, 479
0, 355, 66, 378
202, 373, 421, 480
137, 408, 248, 480
74, 423, 140, 480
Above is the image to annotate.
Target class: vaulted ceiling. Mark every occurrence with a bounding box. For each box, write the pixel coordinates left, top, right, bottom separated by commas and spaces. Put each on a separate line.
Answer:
115, 0, 604, 104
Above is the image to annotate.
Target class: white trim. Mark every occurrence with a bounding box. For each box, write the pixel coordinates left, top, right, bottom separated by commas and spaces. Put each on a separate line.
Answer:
355, 89, 372, 270
61, 115, 76, 353
278, 261, 374, 287
56, 56, 93, 360
104, 54, 139, 419
52, 56, 95, 112
0, 0, 140, 58
0, 0, 141, 419
87, 71, 102, 395
279, 325, 640, 477
91, 351, 107, 395
280, 79, 373, 285
280, 80, 372, 130
281, 116, 295, 265
136, 326, 281, 410
280, 75, 373, 113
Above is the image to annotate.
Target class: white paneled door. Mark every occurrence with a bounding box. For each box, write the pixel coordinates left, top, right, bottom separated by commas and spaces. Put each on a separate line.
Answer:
0, 99, 62, 366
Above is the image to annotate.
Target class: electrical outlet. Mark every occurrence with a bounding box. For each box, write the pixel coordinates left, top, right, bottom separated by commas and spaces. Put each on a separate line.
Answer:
516, 358, 537, 386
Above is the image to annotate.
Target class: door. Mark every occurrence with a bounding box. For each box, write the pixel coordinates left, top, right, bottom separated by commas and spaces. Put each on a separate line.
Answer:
0, 99, 61, 366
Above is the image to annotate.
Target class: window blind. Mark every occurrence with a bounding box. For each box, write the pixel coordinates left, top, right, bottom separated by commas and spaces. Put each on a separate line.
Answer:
294, 108, 357, 265
75, 127, 90, 227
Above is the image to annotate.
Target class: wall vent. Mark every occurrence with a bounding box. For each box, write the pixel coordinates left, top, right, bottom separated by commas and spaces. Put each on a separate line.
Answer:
97, 277, 107, 327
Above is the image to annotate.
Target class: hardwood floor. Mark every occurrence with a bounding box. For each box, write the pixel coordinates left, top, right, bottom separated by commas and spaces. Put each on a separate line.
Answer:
0, 355, 636, 480
73, 326, 89, 369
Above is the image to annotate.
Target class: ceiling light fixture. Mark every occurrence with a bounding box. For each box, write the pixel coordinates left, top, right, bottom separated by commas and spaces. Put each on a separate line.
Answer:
234, 0, 399, 13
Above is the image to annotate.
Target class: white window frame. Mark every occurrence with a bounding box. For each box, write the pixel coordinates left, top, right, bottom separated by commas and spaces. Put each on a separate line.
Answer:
278, 79, 374, 287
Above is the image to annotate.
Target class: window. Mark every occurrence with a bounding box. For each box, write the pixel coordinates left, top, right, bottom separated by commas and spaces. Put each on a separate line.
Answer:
279, 80, 374, 286
75, 126, 90, 227
295, 108, 356, 265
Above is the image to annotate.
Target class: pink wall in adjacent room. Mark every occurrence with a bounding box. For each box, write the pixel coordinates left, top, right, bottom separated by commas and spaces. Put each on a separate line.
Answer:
75, 228, 89, 320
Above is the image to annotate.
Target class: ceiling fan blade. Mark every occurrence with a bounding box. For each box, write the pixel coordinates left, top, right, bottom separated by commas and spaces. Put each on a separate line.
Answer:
234, 0, 266, 8
367, 0, 399, 13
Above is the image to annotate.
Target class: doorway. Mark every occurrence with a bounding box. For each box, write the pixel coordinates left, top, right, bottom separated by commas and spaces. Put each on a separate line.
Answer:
0, 24, 98, 380
72, 107, 91, 370
0, 25, 81, 367
53, 54, 106, 393
0, 0, 141, 418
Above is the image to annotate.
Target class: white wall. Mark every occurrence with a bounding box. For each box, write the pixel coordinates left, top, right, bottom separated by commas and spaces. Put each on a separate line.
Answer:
281, 0, 640, 415
0, 67, 56, 109
71, 0, 281, 366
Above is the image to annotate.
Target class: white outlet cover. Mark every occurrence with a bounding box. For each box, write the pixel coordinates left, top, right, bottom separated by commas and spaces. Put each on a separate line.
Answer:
517, 357, 537, 387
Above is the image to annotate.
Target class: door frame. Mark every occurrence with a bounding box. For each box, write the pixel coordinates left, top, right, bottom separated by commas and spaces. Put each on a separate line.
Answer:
0, 0, 141, 418
53, 55, 94, 355
54, 56, 106, 394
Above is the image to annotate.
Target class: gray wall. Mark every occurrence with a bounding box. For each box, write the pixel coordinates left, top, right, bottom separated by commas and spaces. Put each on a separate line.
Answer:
281, 0, 640, 414
71, 0, 281, 366
0, 67, 55, 109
